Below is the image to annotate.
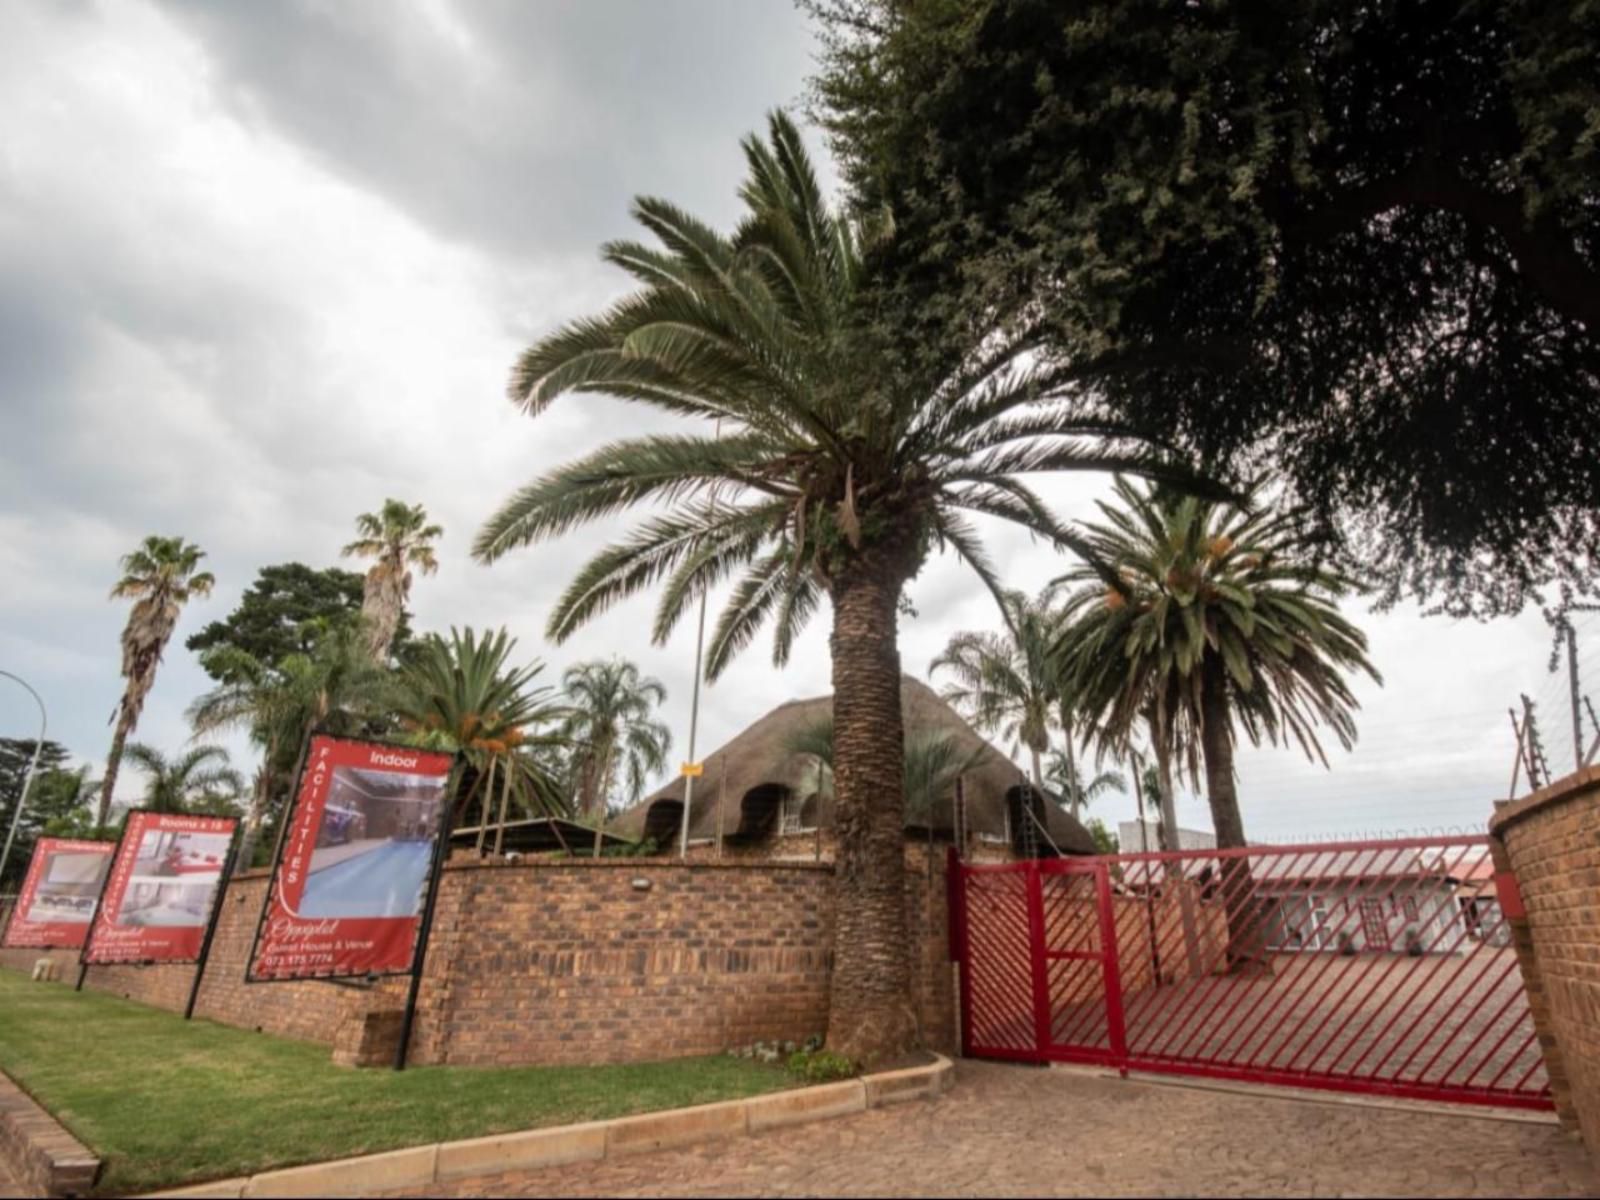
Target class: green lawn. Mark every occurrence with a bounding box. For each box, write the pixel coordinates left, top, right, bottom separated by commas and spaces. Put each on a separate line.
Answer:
0, 970, 793, 1195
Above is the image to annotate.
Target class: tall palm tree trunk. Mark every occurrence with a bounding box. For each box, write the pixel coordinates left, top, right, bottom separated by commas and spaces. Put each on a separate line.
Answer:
1199, 664, 1265, 973
1028, 746, 1044, 792
235, 765, 272, 874
824, 570, 917, 1066
98, 712, 135, 831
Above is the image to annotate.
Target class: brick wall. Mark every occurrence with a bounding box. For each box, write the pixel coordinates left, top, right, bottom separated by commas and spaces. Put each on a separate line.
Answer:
1491, 765, 1600, 1151
2, 852, 961, 1068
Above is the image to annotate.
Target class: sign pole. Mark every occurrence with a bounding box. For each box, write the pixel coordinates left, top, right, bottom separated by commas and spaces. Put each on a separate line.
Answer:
75, 837, 120, 992
185, 830, 240, 1020
395, 763, 461, 1071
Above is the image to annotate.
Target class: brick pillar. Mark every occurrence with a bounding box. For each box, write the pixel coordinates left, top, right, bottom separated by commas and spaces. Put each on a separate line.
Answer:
1488, 834, 1578, 1130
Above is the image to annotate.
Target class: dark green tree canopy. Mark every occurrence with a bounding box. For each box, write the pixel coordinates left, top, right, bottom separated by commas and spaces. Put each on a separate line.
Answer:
186, 563, 413, 680
808, 0, 1600, 616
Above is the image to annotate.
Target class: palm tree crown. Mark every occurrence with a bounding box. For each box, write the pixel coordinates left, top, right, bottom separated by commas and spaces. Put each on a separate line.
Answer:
342, 499, 442, 662
100, 536, 215, 829
559, 659, 671, 823
124, 743, 243, 816
1053, 477, 1380, 848
930, 589, 1064, 790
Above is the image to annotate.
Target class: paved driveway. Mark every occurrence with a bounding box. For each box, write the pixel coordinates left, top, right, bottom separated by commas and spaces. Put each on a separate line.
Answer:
388, 1061, 1596, 1198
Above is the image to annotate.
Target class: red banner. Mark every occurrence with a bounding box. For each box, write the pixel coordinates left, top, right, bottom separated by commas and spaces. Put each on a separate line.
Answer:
83, 812, 238, 965
247, 735, 455, 981
1, 838, 115, 949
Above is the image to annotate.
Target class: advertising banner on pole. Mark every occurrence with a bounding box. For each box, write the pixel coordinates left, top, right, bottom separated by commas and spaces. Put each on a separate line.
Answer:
1, 838, 115, 949
83, 812, 238, 965
247, 734, 455, 981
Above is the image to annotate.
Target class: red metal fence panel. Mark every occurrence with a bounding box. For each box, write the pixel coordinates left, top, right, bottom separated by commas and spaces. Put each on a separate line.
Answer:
952, 836, 1552, 1111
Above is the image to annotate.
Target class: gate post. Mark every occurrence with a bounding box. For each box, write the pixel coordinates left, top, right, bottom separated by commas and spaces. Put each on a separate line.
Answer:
1095, 863, 1128, 1070
948, 848, 973, 1059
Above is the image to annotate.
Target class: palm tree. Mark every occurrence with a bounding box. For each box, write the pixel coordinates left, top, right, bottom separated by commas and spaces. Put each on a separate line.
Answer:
559, 660, 671, 845
123, 744, 244, 816
394, 627, 571, 853
930, 589, 1063, 791
101, 537, 215, 830
341, 500, 442, 663
1044, 751, 1124, 822
1054, 477, 1379, 963
473, 111, 1206, 1064
189, 621, 398, 868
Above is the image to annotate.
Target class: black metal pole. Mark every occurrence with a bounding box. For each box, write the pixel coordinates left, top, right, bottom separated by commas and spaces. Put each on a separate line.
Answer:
186, 831, 240, 1020
75, 839, 119, 992
395, 766, 460, 1071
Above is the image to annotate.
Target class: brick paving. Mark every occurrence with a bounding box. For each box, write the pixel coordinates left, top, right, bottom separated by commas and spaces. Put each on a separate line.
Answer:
383, 1060, 1597, 1198
0, 1161, 23, 1200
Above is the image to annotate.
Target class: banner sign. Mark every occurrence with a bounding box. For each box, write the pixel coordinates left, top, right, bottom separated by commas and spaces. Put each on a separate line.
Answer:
83, 812, 238, 965
247, 735, 455, 981
1, 838, 115, 949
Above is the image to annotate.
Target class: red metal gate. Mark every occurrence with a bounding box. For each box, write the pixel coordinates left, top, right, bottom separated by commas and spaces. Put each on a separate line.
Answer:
950, 836, 1551, 1111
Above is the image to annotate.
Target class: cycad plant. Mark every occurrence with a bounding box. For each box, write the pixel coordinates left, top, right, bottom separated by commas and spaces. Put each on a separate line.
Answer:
342, 500, 443, 663
474, 111, 1206, 1063
1054, 478, 1379, 963
100, 537, 215, 830
394, 627, 571, 854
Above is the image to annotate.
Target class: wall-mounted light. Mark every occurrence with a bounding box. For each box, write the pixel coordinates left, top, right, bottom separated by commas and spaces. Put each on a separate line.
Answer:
631, 877, 652, 892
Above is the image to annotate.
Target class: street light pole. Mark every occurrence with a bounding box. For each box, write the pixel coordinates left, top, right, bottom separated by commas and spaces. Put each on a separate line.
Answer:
0, 670, 47, 889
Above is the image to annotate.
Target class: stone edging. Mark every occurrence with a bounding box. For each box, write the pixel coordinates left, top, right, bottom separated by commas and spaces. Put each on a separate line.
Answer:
0, 1070, 101, 1197
146, 1055, 954, 1198
1489, 764, 1600, 838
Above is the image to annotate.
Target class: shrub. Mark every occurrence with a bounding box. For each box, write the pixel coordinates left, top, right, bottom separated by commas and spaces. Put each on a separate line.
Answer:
786, 1049, 857, 1084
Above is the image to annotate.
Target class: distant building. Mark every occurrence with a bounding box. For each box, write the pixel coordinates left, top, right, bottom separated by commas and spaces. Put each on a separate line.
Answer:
1117, 819, 1216, 853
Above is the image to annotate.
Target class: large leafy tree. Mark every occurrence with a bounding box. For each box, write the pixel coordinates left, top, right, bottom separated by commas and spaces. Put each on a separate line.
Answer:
809, 0, 1600, 616
394, 627, 572, 853
189, 621, 398, 868
122, 744, 244, 816
558, 660, 671, 832
186, 563, 413, 680
342, 501, 442, 663
930, 589, 1064, 791
1054, 478, 1379, 961
475, 111, 1198, 1063
100, 537, 215, 830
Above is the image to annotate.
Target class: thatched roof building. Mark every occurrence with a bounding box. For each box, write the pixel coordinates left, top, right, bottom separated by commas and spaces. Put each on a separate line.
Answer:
612, 676, 1095, 857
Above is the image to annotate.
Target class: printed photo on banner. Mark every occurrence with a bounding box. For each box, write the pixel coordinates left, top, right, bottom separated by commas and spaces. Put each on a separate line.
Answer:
26, 848, 107, 922
298, 763, 447, 919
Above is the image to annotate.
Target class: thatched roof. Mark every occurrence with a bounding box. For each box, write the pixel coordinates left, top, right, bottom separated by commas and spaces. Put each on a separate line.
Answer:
612, 675, 1095, 856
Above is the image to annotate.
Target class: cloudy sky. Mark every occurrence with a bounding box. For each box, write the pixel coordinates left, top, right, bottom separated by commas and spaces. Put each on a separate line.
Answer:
2, 0, 1591, 844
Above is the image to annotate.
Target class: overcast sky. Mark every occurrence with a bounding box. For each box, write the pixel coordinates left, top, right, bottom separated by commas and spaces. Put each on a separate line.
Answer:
2, 0, 1591, 844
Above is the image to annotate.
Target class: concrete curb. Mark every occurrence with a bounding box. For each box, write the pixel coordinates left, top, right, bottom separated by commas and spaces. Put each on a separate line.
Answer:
146, 1054, 953, 1198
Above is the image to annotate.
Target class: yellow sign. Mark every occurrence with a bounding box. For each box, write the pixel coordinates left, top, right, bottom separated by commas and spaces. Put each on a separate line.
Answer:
680, 762, 704, 778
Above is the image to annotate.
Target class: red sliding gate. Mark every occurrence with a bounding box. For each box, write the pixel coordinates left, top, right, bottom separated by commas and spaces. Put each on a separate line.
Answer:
949, 836, 1551, 1111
